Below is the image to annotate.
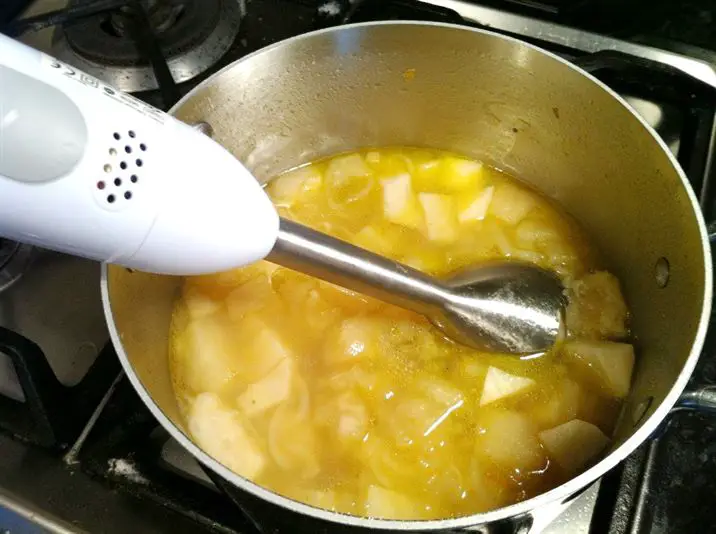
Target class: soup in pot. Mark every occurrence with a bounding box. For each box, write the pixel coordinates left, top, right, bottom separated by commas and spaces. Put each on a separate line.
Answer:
169, 147, 634, 520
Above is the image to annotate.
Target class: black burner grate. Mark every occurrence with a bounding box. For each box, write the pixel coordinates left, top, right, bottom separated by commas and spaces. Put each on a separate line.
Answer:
0, 238, 18, 270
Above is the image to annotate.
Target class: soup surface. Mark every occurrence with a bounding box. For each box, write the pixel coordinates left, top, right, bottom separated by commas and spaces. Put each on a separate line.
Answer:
169, 147, 634, 520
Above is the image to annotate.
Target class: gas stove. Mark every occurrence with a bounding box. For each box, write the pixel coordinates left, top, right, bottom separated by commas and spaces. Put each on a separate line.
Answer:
1, 1, 716, 533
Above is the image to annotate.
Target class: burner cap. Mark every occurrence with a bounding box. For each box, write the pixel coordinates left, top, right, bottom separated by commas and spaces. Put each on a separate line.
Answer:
52, 0, 243, 93
0, 239, 34, 294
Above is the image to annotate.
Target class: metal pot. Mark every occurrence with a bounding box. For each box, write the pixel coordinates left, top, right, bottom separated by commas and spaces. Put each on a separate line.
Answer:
101, 21, 713, 532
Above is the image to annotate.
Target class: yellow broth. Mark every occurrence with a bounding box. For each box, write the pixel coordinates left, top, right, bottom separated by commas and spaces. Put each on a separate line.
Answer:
169, 147, 634, 520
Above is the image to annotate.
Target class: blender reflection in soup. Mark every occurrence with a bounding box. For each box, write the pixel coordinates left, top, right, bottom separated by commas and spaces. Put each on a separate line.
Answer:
169, 147, 634, 520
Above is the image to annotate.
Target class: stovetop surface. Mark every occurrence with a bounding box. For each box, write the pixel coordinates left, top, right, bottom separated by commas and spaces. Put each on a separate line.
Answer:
1, 0, 716, 533
3, 0, 716, 52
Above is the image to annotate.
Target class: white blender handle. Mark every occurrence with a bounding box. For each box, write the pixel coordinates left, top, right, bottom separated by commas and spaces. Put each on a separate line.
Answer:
0, 33, 279, 276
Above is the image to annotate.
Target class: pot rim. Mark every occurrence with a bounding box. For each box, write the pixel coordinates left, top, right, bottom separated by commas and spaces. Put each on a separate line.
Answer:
101, 20, 713, 530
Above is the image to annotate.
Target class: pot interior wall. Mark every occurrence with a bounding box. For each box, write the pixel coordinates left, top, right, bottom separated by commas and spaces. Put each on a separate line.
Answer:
108, 23, 707, 461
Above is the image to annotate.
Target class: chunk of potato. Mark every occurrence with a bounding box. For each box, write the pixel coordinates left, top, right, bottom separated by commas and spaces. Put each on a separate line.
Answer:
412, 159, 442, 191
182, 286, 222, 320
173, 313, 241, 394
188, 392, 265, 480
515, 218, 562, 248
539, 419, 609, 474
418, 192, 459, 243
566, 271, 629, 339
387, 397, 458, 446
530, 378, 581, 429
234, 317, 294, 384
325, 153, 372, 183
414, 375, 464, 408
364, 485, 423, 519
457, 356, 489, 381
440, 157, 484, 191
225, 274, 277, 321
458, 186, 494, 223
237, 358, 295, 417
380, 174, 424, 230
324, 317, 382, 364
353, 221, 411, 258
564, 340, 635, 398
317, 281, 382, 314
480, 366, 536, 406
488, 182, 537, 225
475, 409, 546, 472
334, 391, 370, 443
266, 166, 322, 207
401, 250, 450, 275
185, 261, 278, 298
268, 399, 320, 479
365, 151, 381, 164
353, 225, 395, 256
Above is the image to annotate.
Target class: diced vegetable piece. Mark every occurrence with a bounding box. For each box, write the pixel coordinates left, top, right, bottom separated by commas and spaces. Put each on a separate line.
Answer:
380, 174, 424, 230
335, 391, 370, 442
324, 317, 380, 364
237, 358, 295, 416
488, 182, 537, 224
186, 262, 278, 298
266, 166, 322, 207
412, 159, 442, 191
539, 419, 609, 473
440, 157, 484, 192
174, 314, 240, 394
515, 218, 561, 248
415, 376, 464, 407
317, 281, 381, 313
267, 388, 321, 479
251, 321, 292, 364
458, 356, 488, 380
225, 274, 276, 321
545, 239, 584, 279
353, 225, 394, 255
234, 317, 294, 383
418, 192, 459, 243
183, 287, 222, 320
566, 271, 629, 339
325, 365, 378, 394
326, 153, 372, 183
188, 392, 265, 480
401, 249, 449, 275
480, 366, 536, 406
364, 485, 422, 519
365, 151, 381, 164
531, 378, 581, 429
564, 340, 635, 398
476, 409, 546, 472
484, 218, 517, 257
458, 186, 494, 223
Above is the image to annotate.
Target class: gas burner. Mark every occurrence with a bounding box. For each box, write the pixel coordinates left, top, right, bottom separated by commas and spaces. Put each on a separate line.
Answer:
50, 0, 245, 93
0, 239, 35, 294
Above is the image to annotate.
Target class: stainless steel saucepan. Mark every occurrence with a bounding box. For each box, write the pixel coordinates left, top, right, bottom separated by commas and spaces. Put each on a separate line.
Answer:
101, 21, 714, 532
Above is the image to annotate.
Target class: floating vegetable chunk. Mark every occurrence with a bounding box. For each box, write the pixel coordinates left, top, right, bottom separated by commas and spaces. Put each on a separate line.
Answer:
480, 366, 536, 406
188, 392, 265, 480
539, 419, 609, 474
564, 340, 635, 398
169, 147, 633, 520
